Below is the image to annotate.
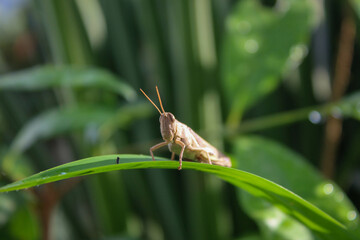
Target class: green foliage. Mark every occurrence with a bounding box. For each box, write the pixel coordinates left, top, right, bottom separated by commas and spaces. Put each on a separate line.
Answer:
222, 0, 314, 125
9, 103, 151, 153
0, 155, 356, 240
350, 0, 360, 18
0, 65, 136, 101
0, 0, 359, 239
234, 136, 360, 239
8, 205, 40, 240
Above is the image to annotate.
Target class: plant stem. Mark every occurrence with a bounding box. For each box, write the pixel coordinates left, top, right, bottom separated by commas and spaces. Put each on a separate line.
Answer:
225, 94, 359, 137
320, 5, 356, 178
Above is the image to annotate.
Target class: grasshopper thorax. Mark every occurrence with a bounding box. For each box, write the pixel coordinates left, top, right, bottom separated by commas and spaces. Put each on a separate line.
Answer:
160, 112, 176, 142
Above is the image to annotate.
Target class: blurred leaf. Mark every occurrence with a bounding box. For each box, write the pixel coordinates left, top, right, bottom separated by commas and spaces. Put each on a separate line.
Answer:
98, 102, 153, 141
10, 105, 112, 153
87, 173, 129, 235
0, 146, 35, 182
1, 154, 35, 181
101, 237, 140, 240
9, 204, 40, 240
9, 103, 151, 154
235, 91, 360, 134
0, 65, 136, 101
0, 155, 357, 240
99, 0, 140, 87
0, 193, 18, 226
233, 136, 360, 239
35, 0, 93, 65
0, 190, 33, 240
221, 0, 315, 125
337, 92, 360, 120
237, 235, 262, 240
350, 0, 360, 19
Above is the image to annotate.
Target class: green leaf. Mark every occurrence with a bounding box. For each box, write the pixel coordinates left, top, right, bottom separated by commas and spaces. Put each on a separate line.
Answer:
221, 0, 315, 125
9, 204, 40, 240
350, 0, 360, 19
9, 103, 152, 153
0, 155, 357, 240
0, 193, 20, 226
237, 235, 262, 240
233, 136, 360, 239
0, 65, 136, 101
10, 105, 111, 153
235, 91, 360, 134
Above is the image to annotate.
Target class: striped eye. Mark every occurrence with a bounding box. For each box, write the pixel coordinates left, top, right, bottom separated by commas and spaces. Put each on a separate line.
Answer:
168, 113, 175, 122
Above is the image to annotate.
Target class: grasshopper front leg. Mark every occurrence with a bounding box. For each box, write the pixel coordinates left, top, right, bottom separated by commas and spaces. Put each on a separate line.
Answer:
150, 141, 168, 161
175, 139, 186, 170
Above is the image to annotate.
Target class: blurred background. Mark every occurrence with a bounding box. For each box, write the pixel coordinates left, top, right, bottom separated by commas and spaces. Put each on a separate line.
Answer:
0, 0, 359, 239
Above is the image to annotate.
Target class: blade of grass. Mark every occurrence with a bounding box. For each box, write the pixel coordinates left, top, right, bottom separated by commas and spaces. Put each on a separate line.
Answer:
99, 0, 140, 87
0, 155, 357, 240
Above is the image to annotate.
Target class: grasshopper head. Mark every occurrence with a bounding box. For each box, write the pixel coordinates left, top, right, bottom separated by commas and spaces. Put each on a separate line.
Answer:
140, 86, 176, 142
160, 112, 176, 142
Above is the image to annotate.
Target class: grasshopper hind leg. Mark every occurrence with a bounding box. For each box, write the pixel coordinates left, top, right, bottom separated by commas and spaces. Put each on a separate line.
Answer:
187, 146, 213, 165
204, 151, 212, 165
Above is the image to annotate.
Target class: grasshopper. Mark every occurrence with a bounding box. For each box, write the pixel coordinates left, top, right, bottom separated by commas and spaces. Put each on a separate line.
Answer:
140, 87, 232, 170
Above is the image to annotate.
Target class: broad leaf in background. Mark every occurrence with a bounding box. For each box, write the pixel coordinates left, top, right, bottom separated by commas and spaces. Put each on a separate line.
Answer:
0, 65, 136, 101
0, 155, 356, 240
234, 136, 360, 239
221, 0, 315, 125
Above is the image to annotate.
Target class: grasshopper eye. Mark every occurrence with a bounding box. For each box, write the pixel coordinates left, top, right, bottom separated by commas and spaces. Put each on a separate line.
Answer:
168, 113, 175, 122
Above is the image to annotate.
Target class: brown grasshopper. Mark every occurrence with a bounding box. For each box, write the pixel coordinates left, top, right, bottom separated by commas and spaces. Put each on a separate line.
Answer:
140, 87, 232, 170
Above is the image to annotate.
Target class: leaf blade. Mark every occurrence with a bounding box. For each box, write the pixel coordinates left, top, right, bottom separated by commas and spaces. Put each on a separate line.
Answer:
0, 65, 136, 101
0, 154, 357, 240
221, 0, 315, 125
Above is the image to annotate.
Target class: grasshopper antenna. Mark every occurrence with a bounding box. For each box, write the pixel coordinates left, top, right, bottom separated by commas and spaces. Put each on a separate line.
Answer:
140, 88, 162, 115
156, 86, 166, 113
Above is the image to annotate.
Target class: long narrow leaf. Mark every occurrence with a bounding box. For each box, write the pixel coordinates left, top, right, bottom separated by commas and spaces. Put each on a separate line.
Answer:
0, 155, 356, 240
0, 65, 136, 101
9, 103, 151, 153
